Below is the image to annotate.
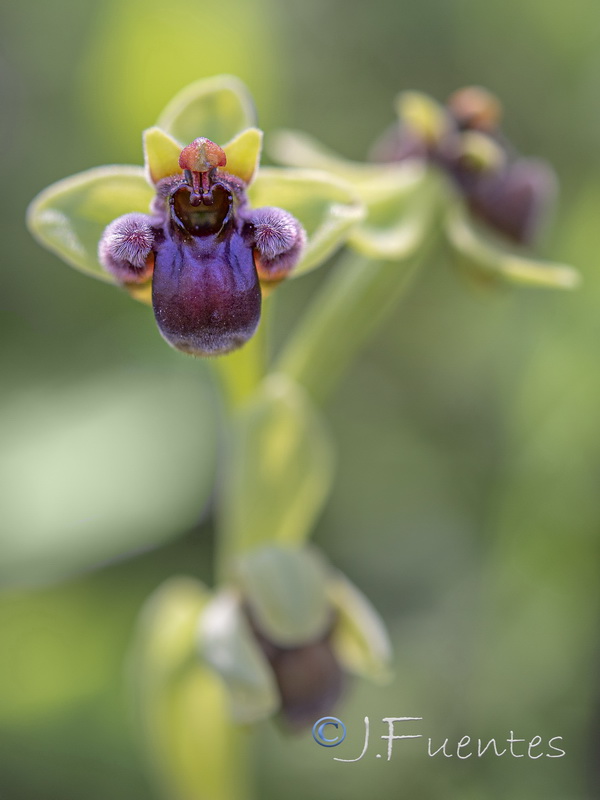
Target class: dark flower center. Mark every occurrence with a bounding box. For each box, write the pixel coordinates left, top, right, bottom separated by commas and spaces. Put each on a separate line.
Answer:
169, 182, 233, 238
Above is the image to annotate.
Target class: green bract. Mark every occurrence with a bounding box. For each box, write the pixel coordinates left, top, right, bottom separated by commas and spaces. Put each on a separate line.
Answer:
132, 577, 251, 800
27, 74, 364, 305
217, 374, 335, 571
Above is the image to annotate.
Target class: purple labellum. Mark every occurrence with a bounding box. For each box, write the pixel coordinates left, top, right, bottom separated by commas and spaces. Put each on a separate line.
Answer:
152, 181, 261, 356
466, 158, 556, 245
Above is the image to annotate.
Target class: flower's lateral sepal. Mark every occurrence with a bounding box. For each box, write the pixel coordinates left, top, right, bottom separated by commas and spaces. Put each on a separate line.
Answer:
445, 205, 580, 289
270, 128, 435, 262
27, 165, 154, 284
270, 129, 423, 203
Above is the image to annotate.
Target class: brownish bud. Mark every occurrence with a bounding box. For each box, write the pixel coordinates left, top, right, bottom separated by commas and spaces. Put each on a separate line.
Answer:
448, 86, 503, 132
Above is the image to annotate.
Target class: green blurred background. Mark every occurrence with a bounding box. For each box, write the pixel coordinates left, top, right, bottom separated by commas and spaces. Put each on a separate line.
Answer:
2, 0, 600, 797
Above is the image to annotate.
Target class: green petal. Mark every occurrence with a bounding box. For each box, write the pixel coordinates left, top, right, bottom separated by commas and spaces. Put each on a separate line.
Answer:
27, 165, 153, 283
270, 128, 423, 204
0, 370, 217, 588
445, 206, 580, 289
248, 167, 365, 276
395, 90, 450, 144
199, 591, 279, 724
132, 578, 251, 800
234, 546, 330, 647
223, 127, 263, 185
157, 74, 256, 148
217, 375, 335, 569
144, 126, 183, 184
457, 130, 506, 173
328, 572, 392, 682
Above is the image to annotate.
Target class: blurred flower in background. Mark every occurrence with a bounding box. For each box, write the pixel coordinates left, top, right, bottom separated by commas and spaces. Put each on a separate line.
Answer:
371, 86, 557, 246
272, 87, 579, 290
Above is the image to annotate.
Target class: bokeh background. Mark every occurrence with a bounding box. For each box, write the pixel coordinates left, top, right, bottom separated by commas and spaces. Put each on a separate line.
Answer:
2, 0, 600, 797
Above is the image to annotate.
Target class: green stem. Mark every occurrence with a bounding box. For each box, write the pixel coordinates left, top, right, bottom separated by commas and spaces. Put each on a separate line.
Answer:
276, 240, 434, 404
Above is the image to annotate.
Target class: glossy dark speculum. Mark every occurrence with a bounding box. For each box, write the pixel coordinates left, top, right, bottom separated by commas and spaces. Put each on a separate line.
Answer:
151, 178, 261, 356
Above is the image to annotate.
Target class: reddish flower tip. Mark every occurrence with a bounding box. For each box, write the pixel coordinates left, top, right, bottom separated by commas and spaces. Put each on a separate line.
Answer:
178, 138, 227, 173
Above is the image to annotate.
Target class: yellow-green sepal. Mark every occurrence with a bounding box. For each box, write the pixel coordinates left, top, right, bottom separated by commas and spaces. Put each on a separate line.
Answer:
395, 90, 450, 144
26, 165, 153, 283
269, 128, 435, 263
233, 545, 331, 648
132, 577, 251, 800
270, 128, 426, 203
158, 74, 256, 149
328, 572, 392, 683
445, 206, 580, 289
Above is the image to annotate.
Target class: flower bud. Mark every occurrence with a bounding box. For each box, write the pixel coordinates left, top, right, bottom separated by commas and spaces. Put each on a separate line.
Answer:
447, 86, 503, 133
199, 545, 391, 728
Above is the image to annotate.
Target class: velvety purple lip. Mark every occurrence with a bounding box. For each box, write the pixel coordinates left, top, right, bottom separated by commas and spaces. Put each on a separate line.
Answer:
152, 232, 261, 356
152, 183, 261, 356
